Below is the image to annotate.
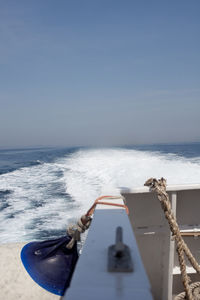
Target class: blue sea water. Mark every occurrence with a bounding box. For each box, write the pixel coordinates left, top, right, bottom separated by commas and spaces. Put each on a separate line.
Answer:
0, 143, 200, 244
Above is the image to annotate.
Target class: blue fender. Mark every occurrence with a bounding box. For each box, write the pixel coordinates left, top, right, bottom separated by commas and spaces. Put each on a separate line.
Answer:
21, 235, 78, 296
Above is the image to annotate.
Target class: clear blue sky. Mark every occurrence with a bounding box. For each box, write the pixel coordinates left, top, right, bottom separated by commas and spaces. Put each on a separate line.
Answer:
0, 0, 200, 148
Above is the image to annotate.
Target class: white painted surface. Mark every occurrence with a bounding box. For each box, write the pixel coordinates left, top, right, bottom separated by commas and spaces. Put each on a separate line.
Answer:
122, 185, 200, 299
120, 183, 200, 194
65, 206, 153, 300
173, 266, 196, 274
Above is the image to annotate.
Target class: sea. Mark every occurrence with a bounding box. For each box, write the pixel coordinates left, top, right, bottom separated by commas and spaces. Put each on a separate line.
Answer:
0, 143, 200, 244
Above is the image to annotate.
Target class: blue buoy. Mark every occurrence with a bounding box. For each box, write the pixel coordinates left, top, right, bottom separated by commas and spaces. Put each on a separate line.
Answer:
21, 235, 78, 296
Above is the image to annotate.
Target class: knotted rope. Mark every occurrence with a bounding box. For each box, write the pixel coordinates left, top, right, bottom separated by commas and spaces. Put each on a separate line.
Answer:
144, 178, 200, 300
66, 195, 128, 249
66, 215, 92, 249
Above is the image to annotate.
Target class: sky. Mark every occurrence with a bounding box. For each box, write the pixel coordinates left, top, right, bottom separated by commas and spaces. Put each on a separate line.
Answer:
0, 0, 200, 148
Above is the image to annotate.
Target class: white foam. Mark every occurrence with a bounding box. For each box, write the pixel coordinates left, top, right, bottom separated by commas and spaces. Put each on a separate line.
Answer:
60, 148, 200, 209
0, 148, 200, 243
0, 162, 74, 243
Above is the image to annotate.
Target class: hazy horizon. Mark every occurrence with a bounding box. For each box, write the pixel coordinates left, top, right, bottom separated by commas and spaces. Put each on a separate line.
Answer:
0, 1, 200, 148
1, 141, 200, 152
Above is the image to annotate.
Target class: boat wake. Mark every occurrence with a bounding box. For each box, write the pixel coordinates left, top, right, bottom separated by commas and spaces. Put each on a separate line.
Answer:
0, 147, 200, 243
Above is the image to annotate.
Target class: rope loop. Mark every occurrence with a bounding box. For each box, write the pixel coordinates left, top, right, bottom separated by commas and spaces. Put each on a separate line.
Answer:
86, 195, 129, 217
66, 195, 127, 249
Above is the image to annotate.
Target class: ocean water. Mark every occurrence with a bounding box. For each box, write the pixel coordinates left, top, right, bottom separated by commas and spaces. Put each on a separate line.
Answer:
0, 143, 200, 244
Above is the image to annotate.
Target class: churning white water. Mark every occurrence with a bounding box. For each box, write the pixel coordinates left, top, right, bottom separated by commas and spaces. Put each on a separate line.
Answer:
0, 148, 200, 243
